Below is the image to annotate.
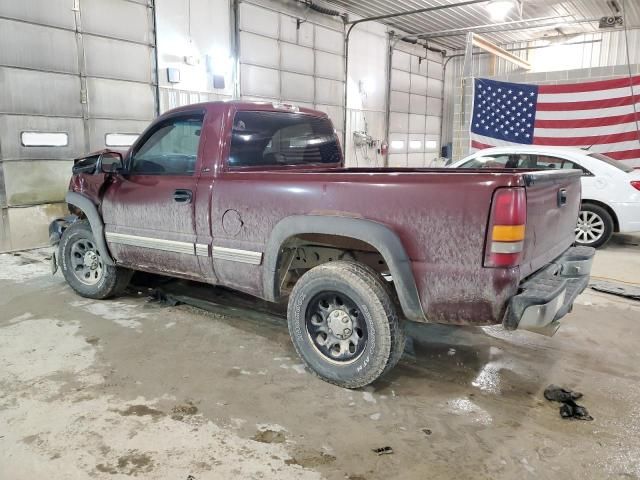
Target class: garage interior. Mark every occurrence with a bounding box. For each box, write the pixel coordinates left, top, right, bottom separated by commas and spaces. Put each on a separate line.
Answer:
1, 0, 640, 478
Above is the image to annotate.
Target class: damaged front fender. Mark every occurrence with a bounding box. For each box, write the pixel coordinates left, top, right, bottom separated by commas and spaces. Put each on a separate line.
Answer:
48, 215, 78, 246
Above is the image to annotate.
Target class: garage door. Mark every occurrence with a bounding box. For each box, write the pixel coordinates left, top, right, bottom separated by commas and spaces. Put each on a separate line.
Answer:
238, 1, 345, 141
388, 47, 443, 167
0, 0, 157, 251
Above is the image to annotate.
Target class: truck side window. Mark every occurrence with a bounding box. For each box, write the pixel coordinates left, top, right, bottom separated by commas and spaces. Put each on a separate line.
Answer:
129, 114, 204, 175
228, 111, 342, 167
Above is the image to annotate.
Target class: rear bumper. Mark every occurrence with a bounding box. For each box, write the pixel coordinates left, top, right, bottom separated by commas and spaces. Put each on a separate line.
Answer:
503, 245, 595, 336
610, 201, 640, 233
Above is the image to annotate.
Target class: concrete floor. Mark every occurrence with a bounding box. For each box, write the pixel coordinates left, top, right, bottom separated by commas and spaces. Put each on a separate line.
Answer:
1, 235, 639, 479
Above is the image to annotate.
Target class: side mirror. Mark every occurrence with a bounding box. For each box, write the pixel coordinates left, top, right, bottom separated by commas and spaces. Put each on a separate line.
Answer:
98, 152, 124, 174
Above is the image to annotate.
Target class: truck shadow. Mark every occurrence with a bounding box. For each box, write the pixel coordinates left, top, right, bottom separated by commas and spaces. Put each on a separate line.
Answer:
129, 274, 561, 400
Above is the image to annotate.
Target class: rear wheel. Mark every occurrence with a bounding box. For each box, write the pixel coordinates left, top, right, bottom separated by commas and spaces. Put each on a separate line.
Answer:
59, 221, 132, 299
575, 203, 613, 248
287, 261, 406, 389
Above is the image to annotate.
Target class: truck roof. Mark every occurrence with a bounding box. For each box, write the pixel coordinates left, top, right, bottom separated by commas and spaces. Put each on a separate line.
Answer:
162, 100, 329, 119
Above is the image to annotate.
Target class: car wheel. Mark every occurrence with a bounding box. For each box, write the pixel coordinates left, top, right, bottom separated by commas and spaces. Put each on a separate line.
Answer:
59, 220, 133, 299
575, 203, 614, 248
287, 260, 406, 389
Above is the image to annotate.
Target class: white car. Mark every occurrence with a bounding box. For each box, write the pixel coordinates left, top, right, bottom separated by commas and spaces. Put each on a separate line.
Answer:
450, 146, 640, 248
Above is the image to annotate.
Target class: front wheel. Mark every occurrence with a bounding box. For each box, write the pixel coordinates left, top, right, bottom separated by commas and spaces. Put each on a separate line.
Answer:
287, 261, 406, 389
59, 221, 133, 299
575, 203, 614, 248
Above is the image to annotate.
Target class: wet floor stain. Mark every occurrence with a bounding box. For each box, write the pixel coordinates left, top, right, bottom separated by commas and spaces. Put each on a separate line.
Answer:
253, 429, 286, 444
96, 451, 154, 475
118, 405, 164, 418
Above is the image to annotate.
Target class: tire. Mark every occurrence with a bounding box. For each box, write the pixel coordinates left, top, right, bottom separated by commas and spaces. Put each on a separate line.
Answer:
575, 203, 614, 249
59, 220, 133, 299
287, 260, 406, 389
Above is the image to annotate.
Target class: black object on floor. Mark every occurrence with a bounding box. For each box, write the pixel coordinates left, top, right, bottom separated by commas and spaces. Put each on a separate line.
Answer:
544, 385, 593, 421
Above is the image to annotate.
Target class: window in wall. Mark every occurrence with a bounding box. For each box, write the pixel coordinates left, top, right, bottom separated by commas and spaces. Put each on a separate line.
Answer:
21, 131, 68, 147
228, 111, 342, 167
130, 115, 203, 175
105, 133, 139, 147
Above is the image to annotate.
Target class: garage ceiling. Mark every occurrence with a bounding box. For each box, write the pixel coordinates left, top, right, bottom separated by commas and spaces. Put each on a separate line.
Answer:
326, 0, 640, 50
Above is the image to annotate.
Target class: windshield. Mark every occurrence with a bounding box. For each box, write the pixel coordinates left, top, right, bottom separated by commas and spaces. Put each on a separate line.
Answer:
588, 153, 634, 173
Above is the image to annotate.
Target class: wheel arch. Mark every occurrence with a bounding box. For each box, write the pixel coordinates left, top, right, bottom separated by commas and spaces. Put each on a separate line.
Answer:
263, 215, 425, 322
581, 199, 619, 232
65, 192, 115, 265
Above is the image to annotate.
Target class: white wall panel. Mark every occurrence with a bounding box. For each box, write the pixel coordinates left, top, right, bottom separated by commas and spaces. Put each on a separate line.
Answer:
389, 112, 409, 133
388, 153, 407, 167
409, 94, 427, 115
281, 44, 314, 74
389, 91, 409, 113
427, 78, 443, 98
315, 26, 343, 55
315, 51, 343, 80
407, 153, 424, 167
391, 69, 411, 92
392, 51, 410, 71
87, 78, 155, 120
84, 35, 152, 82
240, 31, 279, 68
315, 78, 343, 106
314, 104, 344, 132
0, 68, 82, 117
428, 60, 443, 80
281, 72, 314, 102
239, 2, 279, 38
426, 116, 441, 135
241, 64, 280, 98
280, 15, 313, 46
390, 45, 445, 163
0, 115, 84, 161
0, 0, 75, 29
427, 97, 442, 116
409, 114, 426, 133
82, 0, 151, 44
410, 74, 427, 94
0, 19, 78, 74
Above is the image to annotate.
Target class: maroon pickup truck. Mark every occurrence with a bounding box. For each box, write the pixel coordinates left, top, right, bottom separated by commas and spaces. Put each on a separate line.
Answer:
50, 101, 594, 388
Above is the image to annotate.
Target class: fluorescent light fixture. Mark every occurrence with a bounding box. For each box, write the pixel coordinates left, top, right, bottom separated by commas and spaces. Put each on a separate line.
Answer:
105, 133, 139, 147
391, 140, 405, 150
409, 140, 422, 149
486, 0, 516, 22
425, 140, 438, 149
21, 131, 68, 147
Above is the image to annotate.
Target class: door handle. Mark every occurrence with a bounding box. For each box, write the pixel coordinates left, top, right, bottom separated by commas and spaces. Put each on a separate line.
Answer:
173, 189, 193, 204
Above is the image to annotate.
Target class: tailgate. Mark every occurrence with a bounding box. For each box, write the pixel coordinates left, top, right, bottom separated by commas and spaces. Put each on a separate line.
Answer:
519, 169, 583, 279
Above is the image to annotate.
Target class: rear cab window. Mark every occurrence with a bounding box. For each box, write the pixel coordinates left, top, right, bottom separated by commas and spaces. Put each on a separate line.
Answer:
228, 111, 342, 168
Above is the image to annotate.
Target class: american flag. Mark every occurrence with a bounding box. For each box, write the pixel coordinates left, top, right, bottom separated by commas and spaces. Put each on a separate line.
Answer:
470, 76, 640, 167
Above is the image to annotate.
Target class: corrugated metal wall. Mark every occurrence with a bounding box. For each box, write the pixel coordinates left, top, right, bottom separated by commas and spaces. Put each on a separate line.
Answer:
0, 0, 156, 252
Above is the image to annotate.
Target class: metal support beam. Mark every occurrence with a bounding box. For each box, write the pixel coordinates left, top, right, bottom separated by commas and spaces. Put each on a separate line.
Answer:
469, 33, 532, 70
406, 15, 571, 40
345, 0, 488, 26
422, 17, 602, 40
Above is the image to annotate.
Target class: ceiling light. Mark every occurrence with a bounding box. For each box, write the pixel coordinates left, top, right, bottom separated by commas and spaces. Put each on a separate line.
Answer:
486, 0, 516, 22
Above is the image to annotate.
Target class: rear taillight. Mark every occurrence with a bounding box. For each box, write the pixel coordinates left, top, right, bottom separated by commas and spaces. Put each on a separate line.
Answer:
631, 181, 640, 191
484, 187, 527, 268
